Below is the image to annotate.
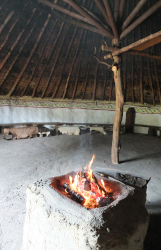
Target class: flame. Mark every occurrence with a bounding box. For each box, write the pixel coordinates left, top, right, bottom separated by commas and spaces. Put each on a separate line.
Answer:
67, 154, 112, 209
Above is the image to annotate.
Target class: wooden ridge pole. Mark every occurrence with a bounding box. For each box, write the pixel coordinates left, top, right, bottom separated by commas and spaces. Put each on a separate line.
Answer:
111, 40, 124, 164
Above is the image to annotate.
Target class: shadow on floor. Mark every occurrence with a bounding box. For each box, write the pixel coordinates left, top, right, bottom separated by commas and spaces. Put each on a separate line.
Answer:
144, 213, 161, 250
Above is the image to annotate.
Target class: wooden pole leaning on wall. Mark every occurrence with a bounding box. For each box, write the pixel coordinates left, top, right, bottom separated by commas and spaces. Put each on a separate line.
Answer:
111, 40, 124, 164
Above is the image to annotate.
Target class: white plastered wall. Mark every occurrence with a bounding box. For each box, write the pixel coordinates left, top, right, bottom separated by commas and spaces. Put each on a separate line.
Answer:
0, 104, 161, 130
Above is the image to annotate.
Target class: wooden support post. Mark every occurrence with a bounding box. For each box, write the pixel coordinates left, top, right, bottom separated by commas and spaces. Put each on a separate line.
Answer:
111, 54, 124, 164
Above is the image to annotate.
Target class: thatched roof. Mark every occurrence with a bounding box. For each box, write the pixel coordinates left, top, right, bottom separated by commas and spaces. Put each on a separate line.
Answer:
0, 0, 161, 105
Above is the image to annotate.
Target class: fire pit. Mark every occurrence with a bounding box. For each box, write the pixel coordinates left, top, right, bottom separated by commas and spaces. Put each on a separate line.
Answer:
23, 156, 149, 250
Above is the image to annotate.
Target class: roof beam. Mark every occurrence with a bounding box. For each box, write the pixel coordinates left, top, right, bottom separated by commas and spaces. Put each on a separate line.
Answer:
37, 0, 91, 24
52, 10, 105, 36
93, 0, 110, 25
103, 0, 119, 38
119, 0, 126, 21
7, 14, 51, 97
64, 0, 114, 39
122, 0, 147, 31
112, 31, 161, 56
120, 0, 161, 39
125, 50, 161, 61
114, 0, 120, 22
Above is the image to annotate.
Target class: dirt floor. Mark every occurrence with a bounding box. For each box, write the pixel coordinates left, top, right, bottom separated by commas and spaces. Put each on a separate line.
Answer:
0, 132, 161, 250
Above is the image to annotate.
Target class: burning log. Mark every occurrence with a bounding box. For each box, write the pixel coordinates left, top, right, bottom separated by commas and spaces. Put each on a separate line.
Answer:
63, 183, 85, 205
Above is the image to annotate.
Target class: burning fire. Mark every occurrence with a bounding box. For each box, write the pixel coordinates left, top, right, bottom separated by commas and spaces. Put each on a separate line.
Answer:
65, 155, 114, 209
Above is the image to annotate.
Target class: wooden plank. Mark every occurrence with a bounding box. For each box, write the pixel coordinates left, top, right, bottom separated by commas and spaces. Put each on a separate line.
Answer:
131, 35, 161, 51
120, 1, 161, 39
7, 14, 51, 97
113, 31, 161, 56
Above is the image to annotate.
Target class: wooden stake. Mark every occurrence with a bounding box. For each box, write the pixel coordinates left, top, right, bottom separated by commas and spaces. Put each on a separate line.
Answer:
154, 60, 161, 104
140, 57, 143, 104
111, 56, 124, 164
147, 58, 155, 106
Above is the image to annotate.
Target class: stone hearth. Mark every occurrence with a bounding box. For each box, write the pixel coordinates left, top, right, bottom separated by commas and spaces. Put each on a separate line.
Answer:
23, 169, 149, 250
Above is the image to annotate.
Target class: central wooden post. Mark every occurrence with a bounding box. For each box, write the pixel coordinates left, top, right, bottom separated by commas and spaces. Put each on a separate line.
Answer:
111, 40, 124, 164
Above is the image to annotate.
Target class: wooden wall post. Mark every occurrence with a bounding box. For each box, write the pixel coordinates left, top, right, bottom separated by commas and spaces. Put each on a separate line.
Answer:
111, 40, 124, 164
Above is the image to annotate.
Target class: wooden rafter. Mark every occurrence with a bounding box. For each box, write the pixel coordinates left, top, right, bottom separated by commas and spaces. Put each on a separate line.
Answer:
93, 0, 110, 25
122, 0, 147, 31
120, 0, 161, 39
114, 0, 120, 22
0, 8, 36, 71
0, 8, 37, 89
7, 13, 51, 97
112, 31, 161, 56
21, 19, 57, 98
52, 9, 105, 36
37, 0, 91, 24
125, 50, 161, 61
119, 0, 126, 22
63, 28, 83, 99
72, 30, 88, 100
40, 22, 65, 98
0, 11, 14, 35
103, 0, 119, 38
63, 0, 114, 39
